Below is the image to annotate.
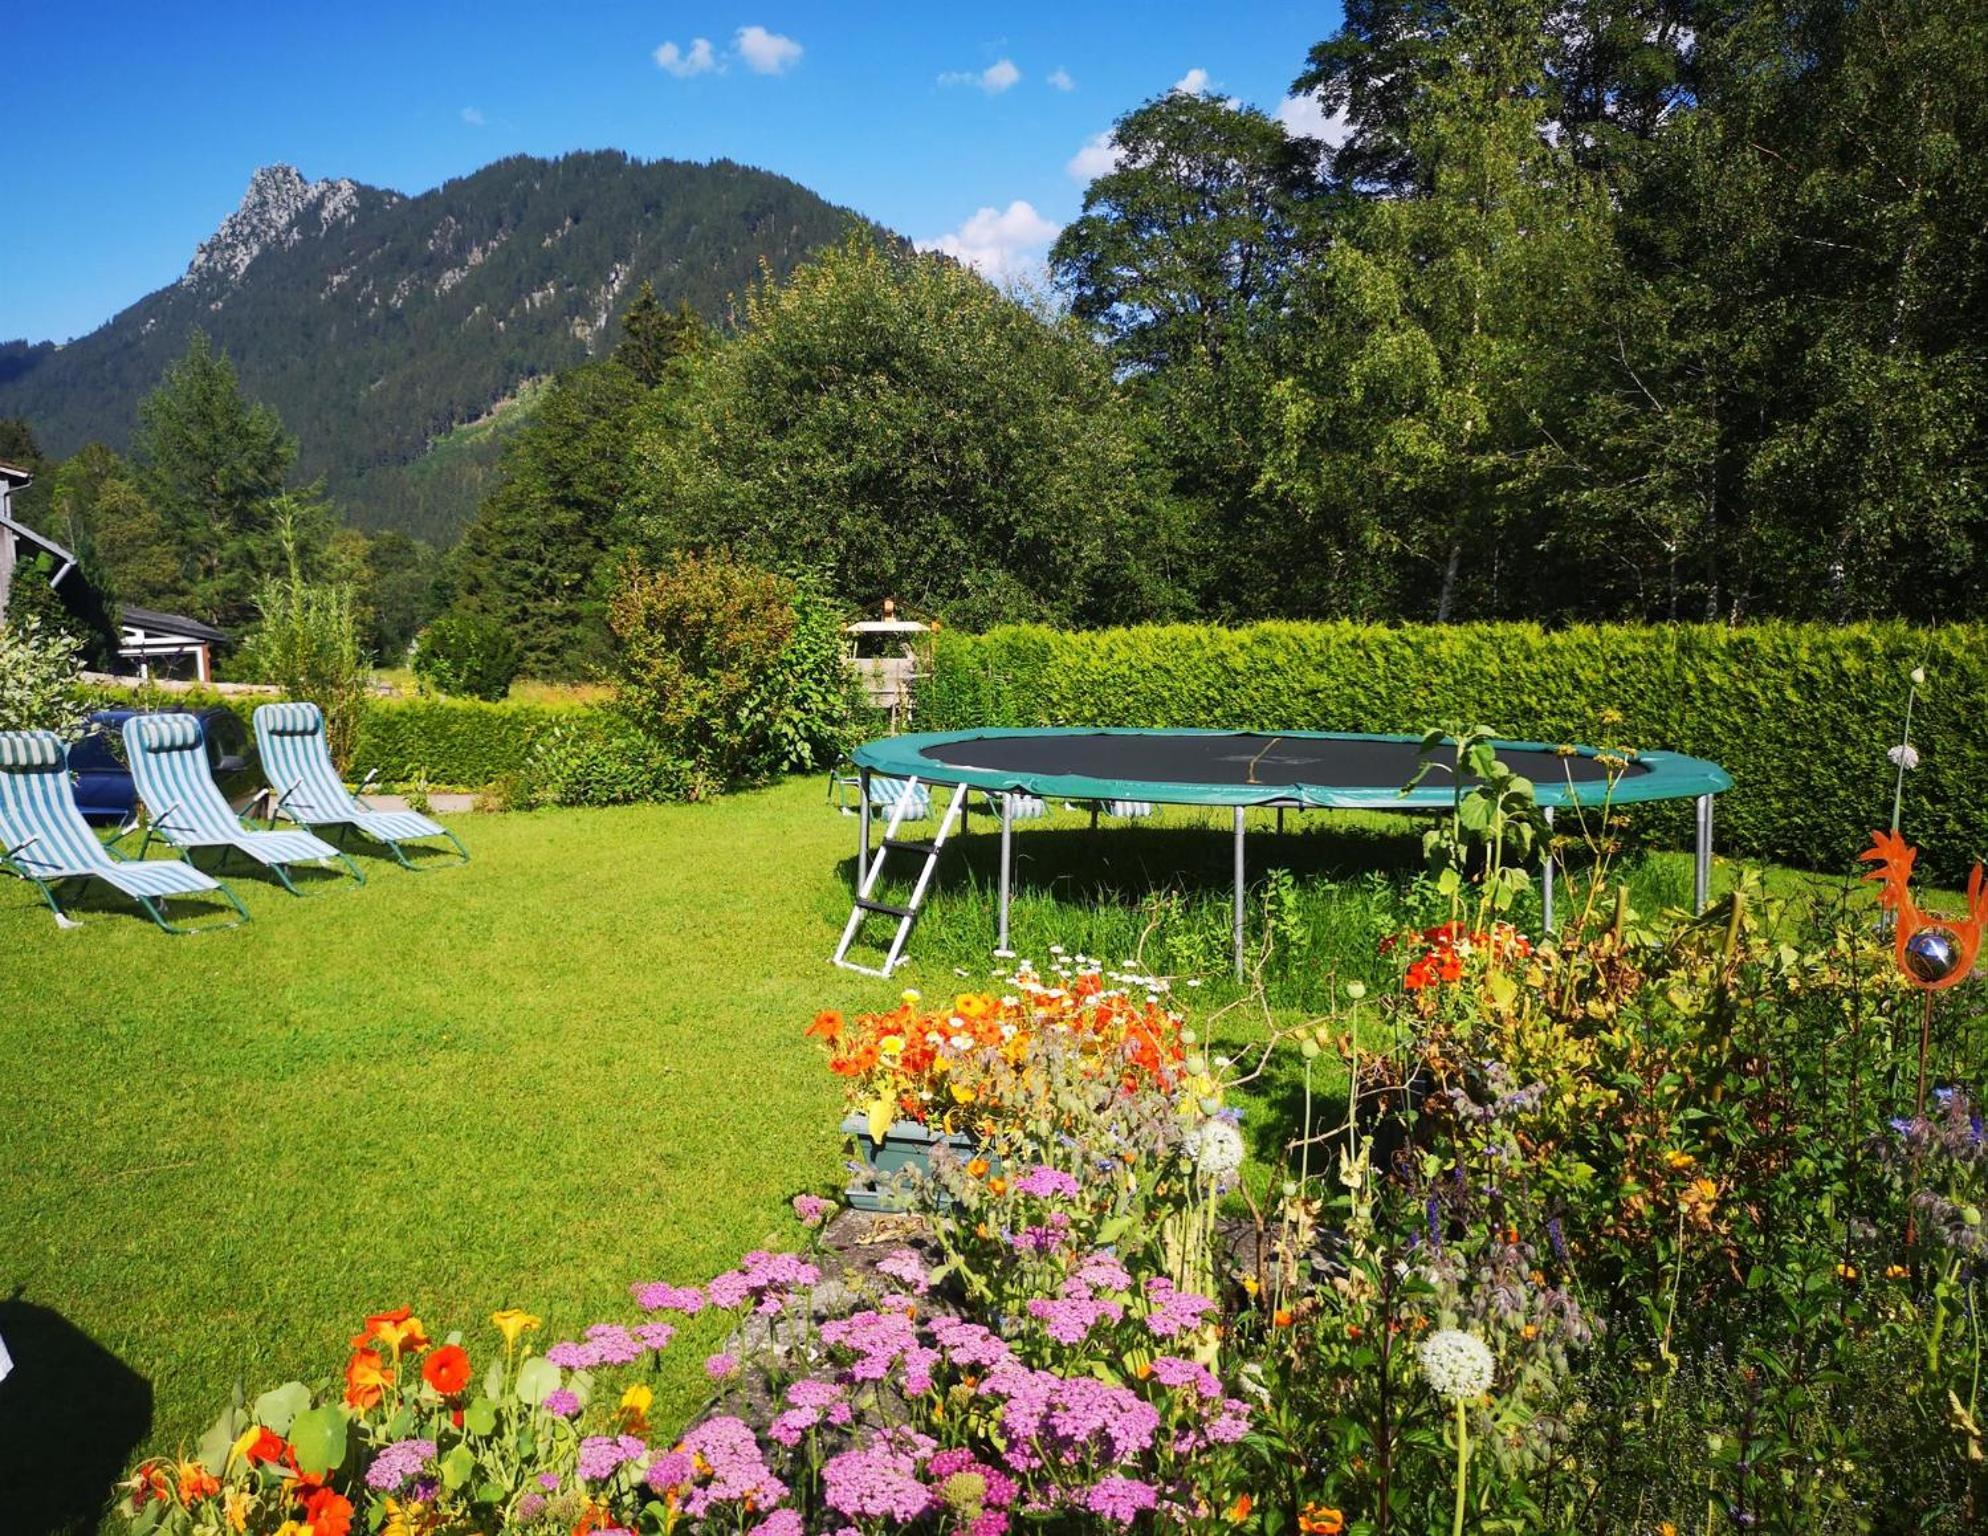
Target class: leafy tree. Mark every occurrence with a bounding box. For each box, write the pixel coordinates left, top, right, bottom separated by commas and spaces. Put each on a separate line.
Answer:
632, 236, 1168, 628
360, 530, 442, 660
607, 551, 851, 792
130, 332, 298, 628
1266, 0, 1619, 619
412, 612, 521, 701
233, 511, 368, 768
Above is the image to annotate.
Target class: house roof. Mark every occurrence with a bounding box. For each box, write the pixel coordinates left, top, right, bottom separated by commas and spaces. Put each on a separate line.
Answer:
0, 460, 34, 485
120, 606, 232, 646
0, 508, 78, 580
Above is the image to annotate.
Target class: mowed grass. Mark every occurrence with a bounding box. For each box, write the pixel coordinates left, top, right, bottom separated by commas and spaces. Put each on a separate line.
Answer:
0, 775, 1895, 1531
0, 778, 913, 1532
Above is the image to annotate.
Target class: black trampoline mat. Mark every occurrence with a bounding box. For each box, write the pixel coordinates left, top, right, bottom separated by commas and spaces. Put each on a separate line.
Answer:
918, 731, 1640, 789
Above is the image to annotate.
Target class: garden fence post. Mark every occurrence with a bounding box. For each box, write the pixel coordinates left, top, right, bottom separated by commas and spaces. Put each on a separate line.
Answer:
1542, 805, 1556, 933
1694, 794, 1713, 912
1233, 806, 1246, 980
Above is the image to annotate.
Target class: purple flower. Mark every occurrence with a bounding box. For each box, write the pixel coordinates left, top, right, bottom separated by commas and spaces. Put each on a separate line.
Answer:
876, 1247, 932, 1295
517, 1494, 546, 1522
364, 1438, 435, 1493
929, 1317, 1013, 1370
578, 1435, 643, 1482
542, 1389, 581, 1419
538, 1473, 561, 1492
1026, 1291, 1123, 1345
1089, 1470, 1160, 1518
1149, 1355, 1222, 1399
630, 1281, 707, 1314
1208, 1398, 1252, 1443
1141, 1277, 1217, 1339
678, 1416, 787, 1517
793, 1194, 834, 1228
787, 1378, 845, 1409
821, 1443, 934, 1523
546, 1339, 601, 1369
635, 1321, 677, 1351
1085, 1476, 1159, 1524
647, 1451, 694, 1492
769, 1407, 820, 1446
1013, 1165, 1081, 1199
1074, 1252, 1131, 1292
707, 1251, 821, 1313
821, 1309, 921, 1381
584, 1323, 643, 1365
753, 1512, 805, 1536
705, 1352, 739, 1379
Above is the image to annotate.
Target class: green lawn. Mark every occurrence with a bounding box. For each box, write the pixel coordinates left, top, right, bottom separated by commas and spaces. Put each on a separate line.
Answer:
0, 777, 1881, 1531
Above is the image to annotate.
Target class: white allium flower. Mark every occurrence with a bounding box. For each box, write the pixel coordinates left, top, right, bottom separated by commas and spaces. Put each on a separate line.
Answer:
1186, 1118, 1246, 1182
1889, 743, 1921, 771
1418, 1329, 1495, 1401
1911, 666, 1927, 687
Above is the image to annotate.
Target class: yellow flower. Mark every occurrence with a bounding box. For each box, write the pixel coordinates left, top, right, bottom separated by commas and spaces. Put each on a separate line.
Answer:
620, 1381, 653, 1434
224, 1488, 253, 1534
1836, 1263, 1859, 1282
1664, 1149, 1695, 1170
229, 1426, 263, 1466
491, 1308, 541, 1349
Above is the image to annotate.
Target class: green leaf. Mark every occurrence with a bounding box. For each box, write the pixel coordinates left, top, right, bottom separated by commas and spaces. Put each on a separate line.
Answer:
195, 1403, 248, 1475
463, 1395, 498, 1436
440, 1442, 476, 1491
288, 1404, 350, 1477
515, 1355, 561, 1406
252, 1381, 313, 1436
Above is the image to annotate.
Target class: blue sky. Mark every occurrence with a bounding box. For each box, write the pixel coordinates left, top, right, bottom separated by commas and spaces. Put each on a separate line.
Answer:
1, 2, 1344, 342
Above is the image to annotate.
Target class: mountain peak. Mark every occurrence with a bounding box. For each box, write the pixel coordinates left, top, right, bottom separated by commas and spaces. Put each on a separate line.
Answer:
182, 164, 378, 289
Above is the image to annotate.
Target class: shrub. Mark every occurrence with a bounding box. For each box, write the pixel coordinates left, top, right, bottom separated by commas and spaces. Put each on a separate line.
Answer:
512, 715, 687, 808
0, 613, 91, 736
347, 698, 577, 790
235, 530, 370, 769
925, 620, 1988, 882
412, 612, 522, 701
608, 552, 853, 791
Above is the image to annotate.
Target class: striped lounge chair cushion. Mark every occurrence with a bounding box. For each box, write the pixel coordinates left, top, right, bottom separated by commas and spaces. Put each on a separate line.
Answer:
125, 713, 340, 865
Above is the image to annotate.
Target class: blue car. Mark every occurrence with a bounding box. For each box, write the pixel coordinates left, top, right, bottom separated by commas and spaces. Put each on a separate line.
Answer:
69, 707, 259, 824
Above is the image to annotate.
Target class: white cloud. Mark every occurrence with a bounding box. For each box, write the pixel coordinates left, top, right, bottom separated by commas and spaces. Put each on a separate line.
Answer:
1172, 66, 1210, 96
460, 106, 485, 126
1066, 130, 1123, 182
916, 200, 1062, 283
654, 37, 718, 77
1274, 90, 1352, 147
940, 58, 1021, 94
1047, 67, 1075, 92
736, 24, 803, 75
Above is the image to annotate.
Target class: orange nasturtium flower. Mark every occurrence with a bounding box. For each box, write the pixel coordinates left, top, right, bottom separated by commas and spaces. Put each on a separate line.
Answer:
353, 1306, 431, 1354
807, 1010, 845, 1043
422, 1343, 472, 1396
1224, 1493, 1254, 1522
966, 1158, 991, 1179
232, 1426, 298, 1471
491, 1307, 541, 1349
344, 1346, 395, 1410
223, 1486, 253, 1533
1298, 1504, 1345, 1535
176, 1459, 222, 1502
302, 1486, 355, 1536
128, 1463, 173, 1507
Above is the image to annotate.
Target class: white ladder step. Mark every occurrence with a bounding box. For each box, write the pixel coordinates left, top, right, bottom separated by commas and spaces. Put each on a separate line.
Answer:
831, 779, 968, 975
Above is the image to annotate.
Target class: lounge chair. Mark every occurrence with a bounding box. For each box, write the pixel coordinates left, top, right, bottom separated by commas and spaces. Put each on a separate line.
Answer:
0, 730, 246, 933
866, 774, 933, 821
123, 713, 363, 894
252, 703, 467, 869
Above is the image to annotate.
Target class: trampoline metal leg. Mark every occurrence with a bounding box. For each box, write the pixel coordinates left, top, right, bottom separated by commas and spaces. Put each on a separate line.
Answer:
1541, 805, 1555, 934
1233, 806, 1246, 981
1276, 805, 1285, 836
857, 770, 871, 885
995, 794, 1015, 958
1694, 794, 1713, 912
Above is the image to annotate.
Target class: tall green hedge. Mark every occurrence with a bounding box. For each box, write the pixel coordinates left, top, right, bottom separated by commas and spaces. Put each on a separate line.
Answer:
923, 622, 1986, 882
348, 699, 587, 789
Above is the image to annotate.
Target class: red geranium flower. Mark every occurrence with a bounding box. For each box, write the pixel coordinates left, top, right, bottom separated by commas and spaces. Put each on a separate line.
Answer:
422, 1342, 472, 1396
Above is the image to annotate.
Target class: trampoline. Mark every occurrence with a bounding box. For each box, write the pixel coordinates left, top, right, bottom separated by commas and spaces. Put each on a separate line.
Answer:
839, 728, 1732, 977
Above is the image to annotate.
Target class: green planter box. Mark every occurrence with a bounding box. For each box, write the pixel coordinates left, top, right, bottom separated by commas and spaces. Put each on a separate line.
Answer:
840, 1114, 974, 1212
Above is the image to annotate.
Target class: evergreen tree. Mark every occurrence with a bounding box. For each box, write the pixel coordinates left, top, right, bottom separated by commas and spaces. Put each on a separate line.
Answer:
130, 332, 297, 627
616, 283, 710, 387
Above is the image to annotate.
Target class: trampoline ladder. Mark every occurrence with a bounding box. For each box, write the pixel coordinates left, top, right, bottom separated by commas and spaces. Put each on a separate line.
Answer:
832, 778, 968, 977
